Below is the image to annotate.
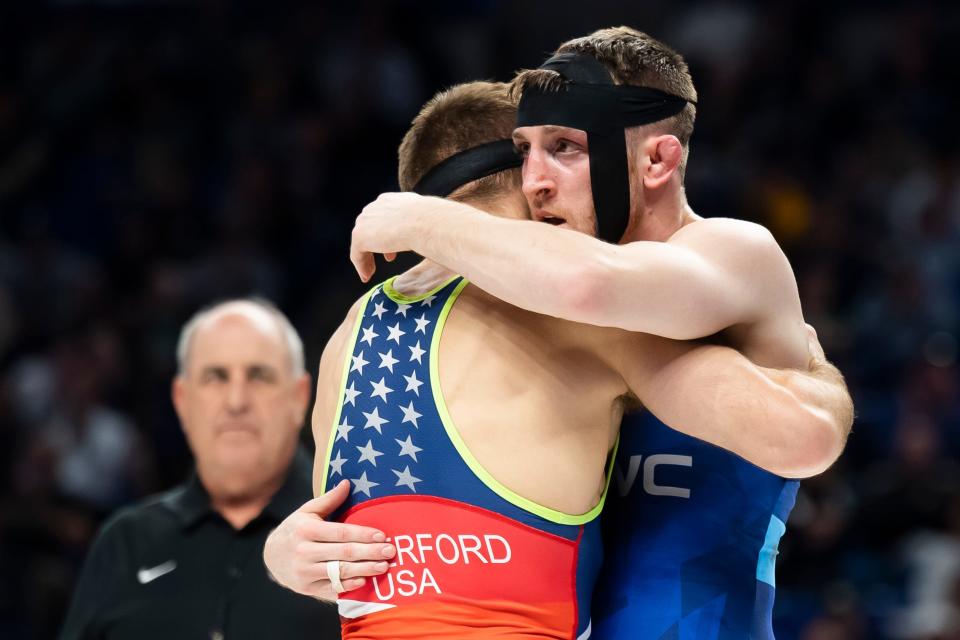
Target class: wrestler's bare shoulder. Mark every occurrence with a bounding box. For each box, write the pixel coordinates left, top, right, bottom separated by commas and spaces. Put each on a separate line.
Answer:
671, 217, 807, 365
669, 217, 798, 304
325, 297, 365, 355
670, 217, 781, 251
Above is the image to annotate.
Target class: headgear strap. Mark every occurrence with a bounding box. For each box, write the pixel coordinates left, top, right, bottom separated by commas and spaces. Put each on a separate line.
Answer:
517, 52, 693, 243
413, 139, 522, 198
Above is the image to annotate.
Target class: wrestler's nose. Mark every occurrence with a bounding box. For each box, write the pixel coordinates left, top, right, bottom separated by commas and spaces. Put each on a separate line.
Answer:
522, 148, 556, 203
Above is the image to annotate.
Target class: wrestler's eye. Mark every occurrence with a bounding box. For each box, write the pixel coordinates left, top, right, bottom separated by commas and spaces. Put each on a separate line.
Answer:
554, 139, 581, 154
514, 141, 530, 158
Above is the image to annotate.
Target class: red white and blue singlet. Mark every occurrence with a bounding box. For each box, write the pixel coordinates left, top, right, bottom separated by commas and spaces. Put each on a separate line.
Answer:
321, 276, 605, 639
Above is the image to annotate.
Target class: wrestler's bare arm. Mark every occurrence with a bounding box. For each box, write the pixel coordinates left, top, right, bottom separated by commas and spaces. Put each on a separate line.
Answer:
617, 332, 852, 479
309, 309, 357, 495
351, 193, 806, 358
263, 301, 396, 600
354, 193, 852, 471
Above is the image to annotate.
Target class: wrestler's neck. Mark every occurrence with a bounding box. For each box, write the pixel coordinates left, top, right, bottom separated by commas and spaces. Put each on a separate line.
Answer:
622, 183, 700, 243
393, 191, 527, 296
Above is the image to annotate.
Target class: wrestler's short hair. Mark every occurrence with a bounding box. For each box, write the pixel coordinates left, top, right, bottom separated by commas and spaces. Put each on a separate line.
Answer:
511, 27, 697, 173
398, 81, 521, 202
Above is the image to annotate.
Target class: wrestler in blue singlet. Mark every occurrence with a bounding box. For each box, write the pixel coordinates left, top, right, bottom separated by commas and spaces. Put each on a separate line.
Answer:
593, 412, 798, 640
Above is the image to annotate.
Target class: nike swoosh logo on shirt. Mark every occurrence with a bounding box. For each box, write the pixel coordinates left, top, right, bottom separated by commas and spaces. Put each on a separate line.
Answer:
137, 560, 177, 584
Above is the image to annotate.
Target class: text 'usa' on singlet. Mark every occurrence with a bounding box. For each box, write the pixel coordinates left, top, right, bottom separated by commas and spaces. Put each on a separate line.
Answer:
592, 412, 798, 640
321, 276, 606, 640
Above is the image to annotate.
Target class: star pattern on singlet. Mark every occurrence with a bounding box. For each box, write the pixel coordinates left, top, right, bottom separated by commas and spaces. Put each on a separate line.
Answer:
332, 285, 439, 499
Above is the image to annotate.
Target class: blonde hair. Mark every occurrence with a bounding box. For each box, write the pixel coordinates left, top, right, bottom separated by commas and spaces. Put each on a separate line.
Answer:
398, 81, 521, 202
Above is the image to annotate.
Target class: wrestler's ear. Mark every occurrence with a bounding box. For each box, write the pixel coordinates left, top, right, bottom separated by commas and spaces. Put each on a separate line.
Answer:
642, 135, 683, 190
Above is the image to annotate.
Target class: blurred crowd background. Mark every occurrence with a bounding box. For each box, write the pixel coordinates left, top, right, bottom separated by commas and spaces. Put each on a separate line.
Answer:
0, 1, 958, 638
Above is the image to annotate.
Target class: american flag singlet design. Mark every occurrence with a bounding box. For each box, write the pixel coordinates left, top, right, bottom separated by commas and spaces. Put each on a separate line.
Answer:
321, 276, 605, 639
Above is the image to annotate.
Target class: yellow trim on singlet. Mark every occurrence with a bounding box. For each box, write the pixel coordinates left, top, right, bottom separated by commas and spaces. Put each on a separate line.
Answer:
382, 274, 461, 304
430, 278, 616, 526
321, 286, 376, 493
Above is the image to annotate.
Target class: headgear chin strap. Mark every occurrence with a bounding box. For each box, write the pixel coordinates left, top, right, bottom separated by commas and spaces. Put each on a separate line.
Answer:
517, 52, 693, 243
412, 139, 522, 198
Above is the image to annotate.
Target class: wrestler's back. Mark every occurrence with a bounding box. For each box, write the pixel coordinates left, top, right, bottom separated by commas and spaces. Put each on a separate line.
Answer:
436, 284, 625, 515
317, 279, 627, 514
318, 276, 626, 639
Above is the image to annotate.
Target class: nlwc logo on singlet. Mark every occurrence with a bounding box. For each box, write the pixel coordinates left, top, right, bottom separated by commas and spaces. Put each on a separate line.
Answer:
614, 453, 694, 498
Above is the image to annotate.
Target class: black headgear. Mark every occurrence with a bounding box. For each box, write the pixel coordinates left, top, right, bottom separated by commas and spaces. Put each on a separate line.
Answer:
517, 52, 694, 243
412, 139, 522, 198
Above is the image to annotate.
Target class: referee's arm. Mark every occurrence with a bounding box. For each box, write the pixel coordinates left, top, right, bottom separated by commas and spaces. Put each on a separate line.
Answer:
59, 518, 123, 640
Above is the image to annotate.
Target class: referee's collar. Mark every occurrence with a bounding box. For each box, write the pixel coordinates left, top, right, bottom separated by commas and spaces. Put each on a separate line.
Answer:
168, 447, 314, 530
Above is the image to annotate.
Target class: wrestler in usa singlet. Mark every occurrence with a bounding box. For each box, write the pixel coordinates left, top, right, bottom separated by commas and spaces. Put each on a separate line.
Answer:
321, 276, 605, 639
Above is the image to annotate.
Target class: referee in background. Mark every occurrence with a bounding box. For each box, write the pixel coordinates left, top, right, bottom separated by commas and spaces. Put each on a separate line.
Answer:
59, 299, 340, 640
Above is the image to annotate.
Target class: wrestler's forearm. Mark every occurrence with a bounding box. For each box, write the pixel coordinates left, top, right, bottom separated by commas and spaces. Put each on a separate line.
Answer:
713, 360, 849, 478
408, 202, 751, 339
640, 345, 847, 478
409, 202, 607, 319
760, 361, 853, 469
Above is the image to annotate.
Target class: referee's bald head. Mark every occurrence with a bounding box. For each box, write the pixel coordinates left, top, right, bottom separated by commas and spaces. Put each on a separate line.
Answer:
175, 298, 305, 379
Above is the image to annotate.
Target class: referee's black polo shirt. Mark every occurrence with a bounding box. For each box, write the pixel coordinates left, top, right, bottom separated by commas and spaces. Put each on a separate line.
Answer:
59, 449, 341, 640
